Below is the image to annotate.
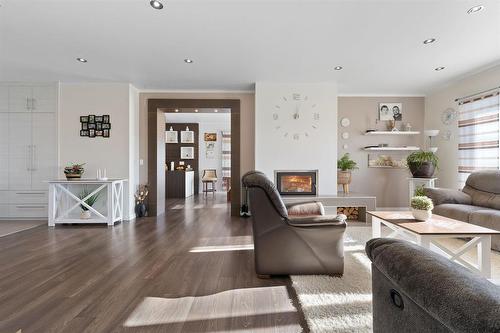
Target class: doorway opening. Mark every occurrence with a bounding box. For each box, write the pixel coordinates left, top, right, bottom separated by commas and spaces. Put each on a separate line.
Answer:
147, 99, 241, 216
164, 108, 231, 204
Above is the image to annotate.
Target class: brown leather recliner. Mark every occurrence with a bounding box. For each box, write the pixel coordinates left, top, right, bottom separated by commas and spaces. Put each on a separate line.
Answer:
242, 171, 347, 276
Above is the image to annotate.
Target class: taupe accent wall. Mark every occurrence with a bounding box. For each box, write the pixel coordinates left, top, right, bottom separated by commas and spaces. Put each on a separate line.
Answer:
338, 96, 425, 208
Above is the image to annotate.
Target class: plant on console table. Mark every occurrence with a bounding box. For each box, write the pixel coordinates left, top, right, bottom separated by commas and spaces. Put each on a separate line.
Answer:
411, 196, 434, 221
337, 153, 358, 194
64, 163, 85, 180
407, 151, 438, 178
79, 186, 100, 219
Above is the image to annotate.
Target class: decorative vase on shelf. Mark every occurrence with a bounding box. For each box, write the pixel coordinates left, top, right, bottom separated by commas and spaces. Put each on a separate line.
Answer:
411, 208, 432, 221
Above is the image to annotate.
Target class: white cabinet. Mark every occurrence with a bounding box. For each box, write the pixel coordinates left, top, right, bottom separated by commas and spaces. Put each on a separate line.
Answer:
0, 83, 58, 219
32, 113, 57, 189
185, 171, 195, 198
0, 113, 8, 190
8, 113, 32, 190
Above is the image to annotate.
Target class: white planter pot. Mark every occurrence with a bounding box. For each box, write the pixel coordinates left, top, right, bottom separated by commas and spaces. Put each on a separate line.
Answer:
412, 208, 432, 221
80, 210, 91, 219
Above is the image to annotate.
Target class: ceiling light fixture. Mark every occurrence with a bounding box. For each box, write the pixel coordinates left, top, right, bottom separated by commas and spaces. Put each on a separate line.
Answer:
150, 0, 163, 10
334, 66, 343, 70
76, 57, 87, 63
175, 109, 179, 112
423, 38, 436, 44
184, 58, 193, 64
214, 109, 218, 113
435, 66, 445, 71
194, 109, 198, 112
467, 5, 484, 14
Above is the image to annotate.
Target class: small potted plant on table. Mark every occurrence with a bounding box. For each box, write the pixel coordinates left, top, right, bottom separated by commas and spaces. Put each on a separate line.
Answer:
64, 163, 85, 180
411, 196, 434, 221
337, 153, 358, 194
407, 151, 438, 178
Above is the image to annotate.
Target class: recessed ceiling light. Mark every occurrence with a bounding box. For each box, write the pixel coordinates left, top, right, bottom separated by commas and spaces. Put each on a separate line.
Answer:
467, 5, 484, 14
76, 57, 87, 63
435, 66, 445, 71
150, 0, 163, 10
194, 109, 198, 112
184, 58, 193, 64
174, 109, 179, 112
423, 38, 436, 44
334, 66, 343, 71
214, 109, 218, 113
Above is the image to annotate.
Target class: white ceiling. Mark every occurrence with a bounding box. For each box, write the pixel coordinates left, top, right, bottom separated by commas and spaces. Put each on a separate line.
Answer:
1, 0, 499, 95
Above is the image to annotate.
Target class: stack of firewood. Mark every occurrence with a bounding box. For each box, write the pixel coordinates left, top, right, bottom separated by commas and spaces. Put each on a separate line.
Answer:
337, 207, 359, 220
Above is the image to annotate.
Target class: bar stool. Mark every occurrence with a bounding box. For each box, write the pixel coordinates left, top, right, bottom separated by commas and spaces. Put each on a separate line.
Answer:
202, 169, 217, 197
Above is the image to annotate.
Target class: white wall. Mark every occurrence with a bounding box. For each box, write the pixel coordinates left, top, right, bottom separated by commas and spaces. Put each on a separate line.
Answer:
255, 82, 338, 194
425, 65, 500, 189
59, 82, 139, 219
165, 113, 231, 192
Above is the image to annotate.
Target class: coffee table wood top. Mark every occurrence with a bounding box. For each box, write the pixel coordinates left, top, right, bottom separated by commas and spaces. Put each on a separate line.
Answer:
367, 211, 500, 235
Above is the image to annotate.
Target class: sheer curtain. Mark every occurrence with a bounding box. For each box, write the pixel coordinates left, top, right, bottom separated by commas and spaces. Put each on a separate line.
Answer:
458, 90, 500, 188
221, 131, 231, 191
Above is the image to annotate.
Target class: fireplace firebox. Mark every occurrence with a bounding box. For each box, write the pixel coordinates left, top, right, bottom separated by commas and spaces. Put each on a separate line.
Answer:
275, 170, 318, 196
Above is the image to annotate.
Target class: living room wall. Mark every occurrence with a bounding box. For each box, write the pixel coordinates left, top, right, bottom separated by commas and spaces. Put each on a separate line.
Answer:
255, 82, 338, 194
338, 96, 425, 208
425, 65, 500, 190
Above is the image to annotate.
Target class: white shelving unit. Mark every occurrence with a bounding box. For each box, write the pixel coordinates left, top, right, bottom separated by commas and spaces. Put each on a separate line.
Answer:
364, 131, 420, 136
364, 146, 420, 152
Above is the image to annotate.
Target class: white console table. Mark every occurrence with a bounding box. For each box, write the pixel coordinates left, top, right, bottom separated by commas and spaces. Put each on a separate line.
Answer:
48, 179, 127, 226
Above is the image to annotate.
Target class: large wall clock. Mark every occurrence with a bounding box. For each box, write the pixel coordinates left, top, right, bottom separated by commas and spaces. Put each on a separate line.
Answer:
272, 93, 320, 140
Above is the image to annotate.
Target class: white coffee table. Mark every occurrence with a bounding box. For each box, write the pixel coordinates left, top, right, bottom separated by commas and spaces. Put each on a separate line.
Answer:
368, 211, 500, 278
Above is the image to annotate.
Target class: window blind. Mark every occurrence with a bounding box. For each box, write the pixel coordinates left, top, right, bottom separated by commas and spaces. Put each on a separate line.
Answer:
458, 90, 500, 188
221, 131, 231, 191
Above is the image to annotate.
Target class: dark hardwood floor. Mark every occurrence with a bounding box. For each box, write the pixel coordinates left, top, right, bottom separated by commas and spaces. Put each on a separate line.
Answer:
0, 195, 307, 333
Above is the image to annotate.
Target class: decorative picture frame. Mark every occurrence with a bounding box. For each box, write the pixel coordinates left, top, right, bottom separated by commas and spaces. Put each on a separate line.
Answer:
180, 146, 194, 159
80, 114, 111, 138
180, 130, 195, 143
204, 132, 217, 141
165, 130, 178, 143
379, 103, 403, 121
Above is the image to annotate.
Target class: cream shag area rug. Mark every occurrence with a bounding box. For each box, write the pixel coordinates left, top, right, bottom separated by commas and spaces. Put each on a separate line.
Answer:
291, 226, 373, 333
291, 225, 500, 333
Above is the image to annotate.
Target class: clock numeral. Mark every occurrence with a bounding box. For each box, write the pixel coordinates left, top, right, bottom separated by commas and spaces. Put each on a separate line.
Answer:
305, 132, 309, 137
312, 125, 318, 129
293, 134, 299, 140
311, 104, 317, 108
275, 105, 280, 109
292, 93, 301, 101
313, 113, 320, 121
273, 113, 279, 120
283, 97, 288, 101
275, 126, 281, 130
284, 132, 288, 137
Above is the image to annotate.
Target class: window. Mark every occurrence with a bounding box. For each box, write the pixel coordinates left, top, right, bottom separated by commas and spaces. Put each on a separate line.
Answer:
458, 89, 500, 188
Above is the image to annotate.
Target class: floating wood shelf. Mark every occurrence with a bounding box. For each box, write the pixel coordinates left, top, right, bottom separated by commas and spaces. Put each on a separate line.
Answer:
364, 131, 420, 136
363, 146, 420, 151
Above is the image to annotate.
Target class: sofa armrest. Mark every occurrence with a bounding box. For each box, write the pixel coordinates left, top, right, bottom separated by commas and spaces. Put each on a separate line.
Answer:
366, 238, 500, 333
286, 214, 346, 227
424, 187, 472, 206
286, 201, 325, 216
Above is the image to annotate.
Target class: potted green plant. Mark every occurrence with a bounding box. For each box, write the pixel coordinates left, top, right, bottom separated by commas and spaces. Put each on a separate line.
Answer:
79, 186, 100, 219
64, 163, 85, 180
406, 151, 438, 178
337, 153, 358, 194
410, 196, 434, 221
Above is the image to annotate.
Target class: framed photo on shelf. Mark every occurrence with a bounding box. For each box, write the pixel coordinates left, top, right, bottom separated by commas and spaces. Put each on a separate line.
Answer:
180, 146, 194, 159
181, 130, 195, 143
165, 130, 178, 143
